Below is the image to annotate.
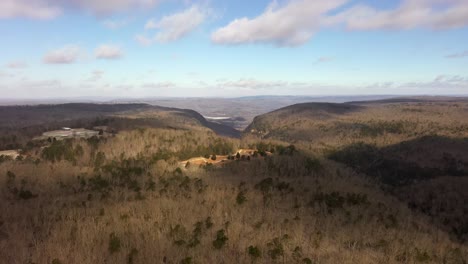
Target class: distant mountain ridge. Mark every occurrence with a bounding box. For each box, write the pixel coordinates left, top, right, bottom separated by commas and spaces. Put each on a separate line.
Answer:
244, 102, 363, 136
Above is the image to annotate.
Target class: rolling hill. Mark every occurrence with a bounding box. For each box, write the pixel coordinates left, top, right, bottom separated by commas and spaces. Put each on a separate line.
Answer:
0, 99, 467, 263
0, 103, 239, 150
244, 98, 468, 243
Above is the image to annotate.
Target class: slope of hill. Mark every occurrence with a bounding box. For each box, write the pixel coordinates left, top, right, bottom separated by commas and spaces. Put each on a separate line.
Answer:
0, 103, 239, 150
110, 95, 395, 130
245, 99, 468, 243
347, 96, 468, 105
0, 99, 467, 263
1, 127, 467, 263
245, 100, 468, 145
245, 102, 364, 140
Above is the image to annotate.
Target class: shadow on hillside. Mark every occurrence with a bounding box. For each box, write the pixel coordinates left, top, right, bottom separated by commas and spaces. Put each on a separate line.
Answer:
328, 135, 468, 242
328, 135, 468, 187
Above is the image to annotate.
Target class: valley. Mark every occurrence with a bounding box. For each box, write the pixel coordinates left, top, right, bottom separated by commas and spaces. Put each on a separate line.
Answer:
0, 97, 467, 263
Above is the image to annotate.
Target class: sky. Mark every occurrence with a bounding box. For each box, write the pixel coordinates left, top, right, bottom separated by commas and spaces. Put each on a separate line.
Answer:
0, 0, 467, 98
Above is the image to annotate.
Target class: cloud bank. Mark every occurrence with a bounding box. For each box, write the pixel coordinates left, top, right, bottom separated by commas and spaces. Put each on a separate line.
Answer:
140, 5, 206, 44
212, 0, 346, 47
95, 44, 124, 59
0, 0, 160, 19
6, 61, 28, 69
43, 45, 82, 64
330, 0, 468, 31
212, 0, 468, 47
0, 0, 61, 19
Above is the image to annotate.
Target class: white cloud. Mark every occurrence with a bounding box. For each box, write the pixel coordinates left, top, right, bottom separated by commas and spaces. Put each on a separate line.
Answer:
135, 34, 153, 46
143, 5, 206, 44
446, 50, 468, 59
69, 0, 159, 15
361, 75, 468, 93
212, 0, 468, 47
144, 19, 157, 30
6, 61, 28, 69
43, 45, 82, 64
328, 0, 468, 31
95, 44, 123, 59
0, 0, 61, 20
0, 0, 160, 19
211, 0, 346, 47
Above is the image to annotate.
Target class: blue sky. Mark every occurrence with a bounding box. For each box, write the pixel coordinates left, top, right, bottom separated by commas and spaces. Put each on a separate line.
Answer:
0, 0, 467, 98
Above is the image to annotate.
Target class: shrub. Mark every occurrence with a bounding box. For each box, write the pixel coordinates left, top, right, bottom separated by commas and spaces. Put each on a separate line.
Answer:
414, 248, 431, 262
187, 221, 203, 248
358, 120, 406, 137
443, 248, 465, 263
127, 248, 138, 264
145, 178, 156, 191
174, 167, 183, 175
267, 237, 284, 260
212, 229, 228, 249
346, 193, 369, 206
312, 192, 345, 209
108, 233, 121, 254
18, 189, 36, 200
6, 171, 15, 185
384, 214, 399, 229
277, 145, 296, 156
236, 190, 247, 205
255, 178, 274, 194
180, 257, 192, 264
87, 136, 101, 149
248, 246, 262, 260
255, 178, 274, 204
205, 217, 213, 229
305, 157, 322, 173
94, 151, 106, 168
203, 163, 214, 171
194, 178, 207, 193
0, 155, 13, 164
88, 175, 110, 192
41, 140, 76, 162
254, 221, 264, 229
292, 246, 303, 261
276, 181, 291, 193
